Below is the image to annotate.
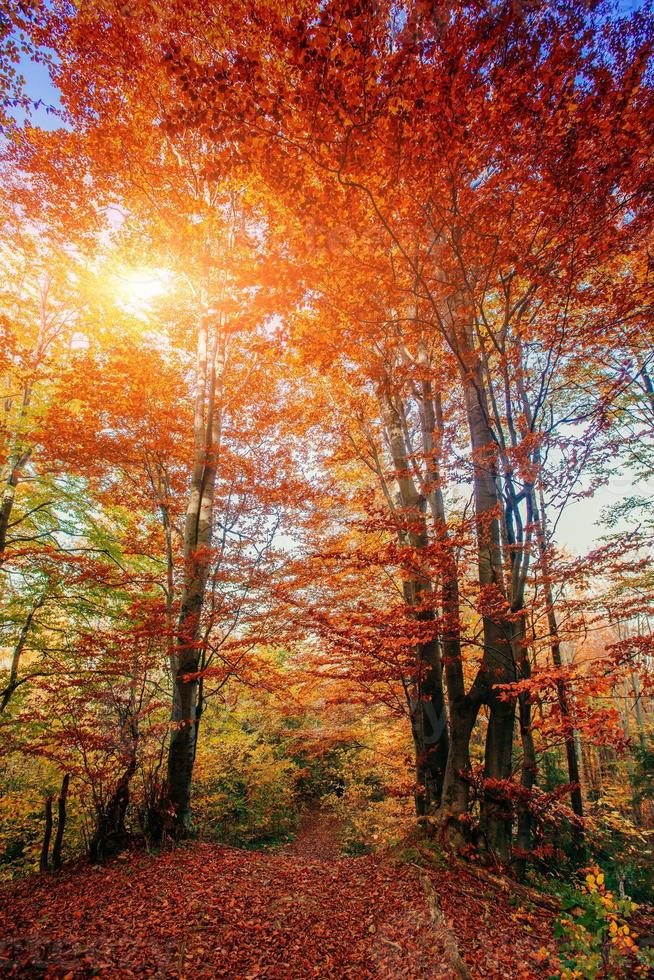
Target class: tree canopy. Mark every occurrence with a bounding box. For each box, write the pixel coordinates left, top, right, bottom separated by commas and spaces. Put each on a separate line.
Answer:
1, 1, 654, 976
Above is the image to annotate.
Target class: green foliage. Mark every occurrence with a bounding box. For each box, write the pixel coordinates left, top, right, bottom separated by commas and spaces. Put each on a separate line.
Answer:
541, 751, 570, 792
552, 866, 654, 979
193, 713, 299, 848
318, 738, 414, 856
587, 803, 654, 905
0, 789, 44, 879
0, 757, 86, 880
527, 755, 654, 904
336, 795, 414, 855
631, 744, 654, 811
292, 742, 354, 803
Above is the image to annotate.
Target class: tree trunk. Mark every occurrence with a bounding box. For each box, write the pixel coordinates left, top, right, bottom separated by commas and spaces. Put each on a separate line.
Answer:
630, 671, 647, 754
90, 758, 136, 862
167, 313, 225, 834
0, 589, 47, 713
380, 389, 449, 815
0, 370, 36, 566
439, 691, 479, 843
534, 490, 585, 858
52, 774, 69, 871
411, 627, 449, 815
459, 348, 516, 863
39, 796, 53, 873
481, 678, 515, 862
418, 380, 480, 836
513, 620, 537, 879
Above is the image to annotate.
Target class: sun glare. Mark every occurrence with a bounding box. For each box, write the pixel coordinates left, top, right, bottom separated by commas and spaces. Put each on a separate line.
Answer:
114, 267, 171, 315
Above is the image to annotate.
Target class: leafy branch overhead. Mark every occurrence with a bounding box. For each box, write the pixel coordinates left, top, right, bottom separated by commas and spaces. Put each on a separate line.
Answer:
1, 1, 653, 977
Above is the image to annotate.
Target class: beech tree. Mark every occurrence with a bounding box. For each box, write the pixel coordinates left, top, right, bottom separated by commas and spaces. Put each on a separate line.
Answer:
0, 0, 651, 890
154, 0, 653, 858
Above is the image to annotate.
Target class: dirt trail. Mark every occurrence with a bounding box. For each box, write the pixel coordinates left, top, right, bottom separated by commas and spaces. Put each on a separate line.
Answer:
282, 808, 346, 861
0, 814, 553, 978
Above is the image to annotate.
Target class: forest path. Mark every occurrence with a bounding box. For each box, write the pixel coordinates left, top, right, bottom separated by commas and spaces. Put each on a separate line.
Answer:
281, 806, 346, 861
0, 815, 553, 979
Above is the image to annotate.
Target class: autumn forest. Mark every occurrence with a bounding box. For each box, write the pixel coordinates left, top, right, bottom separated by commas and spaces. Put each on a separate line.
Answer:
1, 0, 654, 976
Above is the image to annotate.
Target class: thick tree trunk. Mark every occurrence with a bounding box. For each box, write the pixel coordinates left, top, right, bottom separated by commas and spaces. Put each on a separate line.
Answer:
167, 638, 201, 832
380, 390, 449, 815
411, 628, 449, 815
418, 380, 479, 835
460, 353, 516, 863
481, 678, 515, 862
439, 691, 479, 842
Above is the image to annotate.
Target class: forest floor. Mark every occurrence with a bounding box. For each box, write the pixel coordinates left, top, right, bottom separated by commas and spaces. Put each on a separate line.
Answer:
0, 811, 557, 978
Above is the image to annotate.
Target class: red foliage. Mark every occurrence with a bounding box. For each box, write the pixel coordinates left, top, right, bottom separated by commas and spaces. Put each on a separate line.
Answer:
0, 830, 556, 979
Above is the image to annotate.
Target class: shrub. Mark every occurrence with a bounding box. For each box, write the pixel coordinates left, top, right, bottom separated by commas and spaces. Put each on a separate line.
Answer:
552, 865, 654, 979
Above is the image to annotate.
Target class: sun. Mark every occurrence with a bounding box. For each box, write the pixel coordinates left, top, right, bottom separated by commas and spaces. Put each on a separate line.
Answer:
114, 266, 172, 315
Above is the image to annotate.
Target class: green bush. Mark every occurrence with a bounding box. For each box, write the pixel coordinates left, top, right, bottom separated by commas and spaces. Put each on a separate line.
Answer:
552, 865, 654, 979
193, 716, 299, 847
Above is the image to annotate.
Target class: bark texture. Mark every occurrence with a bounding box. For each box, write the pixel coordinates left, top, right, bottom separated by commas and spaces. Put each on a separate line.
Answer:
167, 311, 226, 834
39, 796, 53, 873
380, 390, 449, 815
52, 774, 69, 871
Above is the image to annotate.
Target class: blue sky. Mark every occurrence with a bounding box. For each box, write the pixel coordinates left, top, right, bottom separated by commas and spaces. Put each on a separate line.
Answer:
12, 0, 649, 130
19, 54, 62, 129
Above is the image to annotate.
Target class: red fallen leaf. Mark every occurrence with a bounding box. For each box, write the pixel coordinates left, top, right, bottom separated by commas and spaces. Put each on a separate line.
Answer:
0, 818, 557, 978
